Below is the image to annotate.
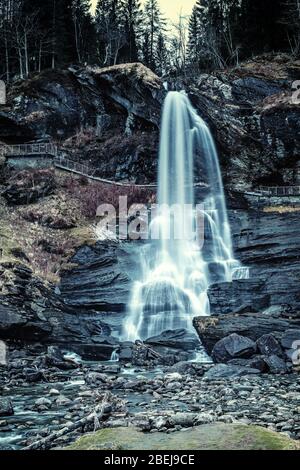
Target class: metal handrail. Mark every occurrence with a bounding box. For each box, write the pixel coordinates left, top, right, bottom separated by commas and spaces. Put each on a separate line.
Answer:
259, 186, 300, 196
0, 142, 58, 157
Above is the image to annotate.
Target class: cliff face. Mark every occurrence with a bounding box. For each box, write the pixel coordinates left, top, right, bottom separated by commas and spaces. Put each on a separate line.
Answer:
0, 56, 299, 189
0, 57, 299, 359
188, 54, 300, 191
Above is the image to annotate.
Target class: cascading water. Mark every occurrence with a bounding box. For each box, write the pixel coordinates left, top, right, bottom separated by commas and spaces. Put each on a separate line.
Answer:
124, 91, 249, 342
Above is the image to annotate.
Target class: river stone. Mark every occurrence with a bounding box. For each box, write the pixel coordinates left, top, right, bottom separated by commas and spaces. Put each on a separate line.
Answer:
204, 364, 261, 380
168, 412, 197, 428
0, 399, 14, 417
34, 397, 52, 409
55, 395, 72, 406
257, 334, 284, 358
212, 333, 257, 363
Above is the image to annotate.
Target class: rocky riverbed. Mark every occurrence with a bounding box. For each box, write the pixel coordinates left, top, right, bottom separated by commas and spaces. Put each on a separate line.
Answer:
1, 348, 300, 450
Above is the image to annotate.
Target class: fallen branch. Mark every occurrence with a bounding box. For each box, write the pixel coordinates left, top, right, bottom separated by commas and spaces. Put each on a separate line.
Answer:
22, 392, 112, 451
135, 340, 168, 364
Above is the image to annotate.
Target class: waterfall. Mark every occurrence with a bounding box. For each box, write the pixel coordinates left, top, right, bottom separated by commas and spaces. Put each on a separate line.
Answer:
110, 350, 119, 362
124, 91, 249, 342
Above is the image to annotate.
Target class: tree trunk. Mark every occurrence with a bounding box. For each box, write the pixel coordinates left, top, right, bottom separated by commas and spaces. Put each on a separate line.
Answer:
24, 32, 29, 77
4, 34, 10, 83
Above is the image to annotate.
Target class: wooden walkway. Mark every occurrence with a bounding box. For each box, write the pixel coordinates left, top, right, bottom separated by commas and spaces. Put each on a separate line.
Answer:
1, 143, 299, 195
0, 143, 158, 188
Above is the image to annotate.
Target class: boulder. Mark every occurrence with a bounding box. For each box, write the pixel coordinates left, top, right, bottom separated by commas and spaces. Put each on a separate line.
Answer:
227, 356, 268, 373
263, 355, 289, 374
34, 397, 52, 410
257, 334, 284, 357
212, 333, 257, 363
145, 329, 200, 351
0, 399, 14, 417
204, 364, 261, 380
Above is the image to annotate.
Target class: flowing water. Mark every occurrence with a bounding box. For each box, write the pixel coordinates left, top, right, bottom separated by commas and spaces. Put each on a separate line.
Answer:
124, 91, 249, 341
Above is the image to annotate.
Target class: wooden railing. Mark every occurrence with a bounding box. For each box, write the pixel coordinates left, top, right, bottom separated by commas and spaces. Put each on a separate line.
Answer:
259, 186, 300, 197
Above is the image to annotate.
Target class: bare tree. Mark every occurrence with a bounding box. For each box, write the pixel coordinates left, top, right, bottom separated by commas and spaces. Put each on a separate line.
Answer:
170, 12, 189, 76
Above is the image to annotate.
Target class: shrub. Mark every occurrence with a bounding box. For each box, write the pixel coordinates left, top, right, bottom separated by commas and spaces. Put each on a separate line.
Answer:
63, 175, 156, 219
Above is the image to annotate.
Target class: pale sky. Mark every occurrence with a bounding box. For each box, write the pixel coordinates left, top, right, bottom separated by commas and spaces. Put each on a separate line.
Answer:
91, 1, 195, 24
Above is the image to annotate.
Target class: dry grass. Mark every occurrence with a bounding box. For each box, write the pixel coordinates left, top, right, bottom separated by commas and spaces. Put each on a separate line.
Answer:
88, 62, 161, 89
63, 174, 155, 219
263, 205, 300, 213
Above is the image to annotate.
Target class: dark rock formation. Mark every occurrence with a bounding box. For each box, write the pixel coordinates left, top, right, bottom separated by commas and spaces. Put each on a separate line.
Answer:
59, 241, 140, 335
0, 260, 114, 360
188, 55, 300, 191
206, 210, 300, 316
212, 333, 257, 363
193, 313, 300, 355
0, 63, 162, 183
0, 69, 105, 143
208, 279, 270, 315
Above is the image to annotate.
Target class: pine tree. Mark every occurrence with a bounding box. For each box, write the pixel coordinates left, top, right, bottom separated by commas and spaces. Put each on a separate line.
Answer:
155, 32, 168, 75
120, 0, 143, 63
187, 6, 200, 68
142, 0, 166, 70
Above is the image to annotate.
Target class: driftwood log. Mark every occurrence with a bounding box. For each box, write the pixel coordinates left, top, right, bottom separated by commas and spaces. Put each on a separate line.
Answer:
134, 340, 168, 364
22, 392, 112, 451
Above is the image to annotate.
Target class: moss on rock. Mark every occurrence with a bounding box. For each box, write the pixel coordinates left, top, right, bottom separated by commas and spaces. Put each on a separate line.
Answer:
66, 424, 300, 451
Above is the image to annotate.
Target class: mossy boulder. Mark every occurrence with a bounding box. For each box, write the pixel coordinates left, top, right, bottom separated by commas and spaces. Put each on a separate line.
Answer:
66, 424, 300, 451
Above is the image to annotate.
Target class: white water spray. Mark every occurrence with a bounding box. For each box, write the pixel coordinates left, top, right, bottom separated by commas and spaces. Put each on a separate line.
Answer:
124, 92, 248, 341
